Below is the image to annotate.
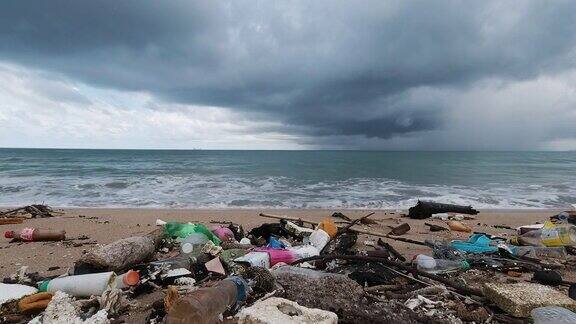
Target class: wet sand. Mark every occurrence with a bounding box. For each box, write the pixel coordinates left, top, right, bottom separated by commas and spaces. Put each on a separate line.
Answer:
0, 208, 560, 278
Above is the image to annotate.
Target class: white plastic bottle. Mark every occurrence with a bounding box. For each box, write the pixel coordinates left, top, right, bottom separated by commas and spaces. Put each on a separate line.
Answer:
39, 272, 116, 297
414, 255, 470, 274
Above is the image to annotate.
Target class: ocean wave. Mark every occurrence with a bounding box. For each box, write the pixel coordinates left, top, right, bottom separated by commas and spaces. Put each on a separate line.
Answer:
0, 174, 573, 209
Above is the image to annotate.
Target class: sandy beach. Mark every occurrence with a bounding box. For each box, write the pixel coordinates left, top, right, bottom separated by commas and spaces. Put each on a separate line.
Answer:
0, 208, 560, 279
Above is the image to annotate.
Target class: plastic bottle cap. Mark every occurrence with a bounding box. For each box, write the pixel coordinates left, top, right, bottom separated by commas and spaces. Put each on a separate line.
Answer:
122, 270, 140, 286
38, 280, 49, 292
4, 230, 14, 238
181, 242, 194, 254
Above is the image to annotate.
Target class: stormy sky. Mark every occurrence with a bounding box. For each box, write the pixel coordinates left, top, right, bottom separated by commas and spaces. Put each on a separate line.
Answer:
1, 1, 576, 150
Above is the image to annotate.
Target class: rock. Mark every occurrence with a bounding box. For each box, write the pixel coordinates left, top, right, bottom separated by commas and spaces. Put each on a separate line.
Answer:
75, 229, 163, 273
274, 269, 422, 323
483, 282, 576, 317
236, 297, 338, 324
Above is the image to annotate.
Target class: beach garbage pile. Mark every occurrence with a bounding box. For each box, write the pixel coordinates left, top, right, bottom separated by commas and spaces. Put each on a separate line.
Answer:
3, 207, 576, 323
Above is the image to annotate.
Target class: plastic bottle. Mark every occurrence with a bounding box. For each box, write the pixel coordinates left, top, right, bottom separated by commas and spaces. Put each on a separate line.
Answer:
165, 276, 248, 324
413, 255, 470, 274
282, 221, 314, 238
511, 221, 576, 247
38, 272, 115, 297
149, 256, 193, 270
180, 233, 210, 254
512, 246, 567, 260
308, 229, 330, 251
531, 306, 576, 324
4, 228, 65, 242
115, 270, 140, 289
510, 229, 544, 246
271, 266, 344, 279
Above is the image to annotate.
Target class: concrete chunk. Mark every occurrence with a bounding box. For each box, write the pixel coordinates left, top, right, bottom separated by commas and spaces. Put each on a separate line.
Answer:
236, 297, 338, 324
483, 282, 576, 317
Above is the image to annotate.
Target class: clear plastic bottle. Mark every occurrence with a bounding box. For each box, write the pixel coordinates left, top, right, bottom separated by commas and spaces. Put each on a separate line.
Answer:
511, 229, 544, 246
513, 246, 567, 260
511, 222, 576, 247
414, 255, 470, 274
531, 306, 576, 324
165, 277, 247, 324
180, 233, 209, 254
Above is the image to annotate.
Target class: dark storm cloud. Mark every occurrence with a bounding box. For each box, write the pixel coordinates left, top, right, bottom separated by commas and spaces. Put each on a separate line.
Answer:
1, 1, 576, 142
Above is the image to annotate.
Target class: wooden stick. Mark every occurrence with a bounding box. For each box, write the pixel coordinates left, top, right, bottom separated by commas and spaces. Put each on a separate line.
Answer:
258, 212, 427, 246
377, 239, 406, 261
363, 284, 404, 293
341, 212, 375, 232
258, 213, 317, 226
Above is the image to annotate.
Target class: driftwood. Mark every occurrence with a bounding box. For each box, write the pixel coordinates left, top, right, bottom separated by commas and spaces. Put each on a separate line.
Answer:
258, 213, 317, 226
0, 205, 60, 218
331, 212, 352, 222
291, 254, 484, 298
258, 212, 427, 247
425, 222, 449, 232
408, 201, 479, 219
340, 212, 375, 233
75, 228, 164, 273
387, 223, 410, 235
376, 239, 406, 261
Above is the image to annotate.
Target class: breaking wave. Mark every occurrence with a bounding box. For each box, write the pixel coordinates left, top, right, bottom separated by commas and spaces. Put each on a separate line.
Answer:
0, 149, 574, 209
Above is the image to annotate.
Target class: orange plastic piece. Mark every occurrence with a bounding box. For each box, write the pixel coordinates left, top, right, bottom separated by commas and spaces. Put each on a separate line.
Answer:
318, 219, 338, 238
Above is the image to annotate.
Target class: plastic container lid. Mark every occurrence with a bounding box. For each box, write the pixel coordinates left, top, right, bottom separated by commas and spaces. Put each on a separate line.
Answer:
181, 242, 194, 254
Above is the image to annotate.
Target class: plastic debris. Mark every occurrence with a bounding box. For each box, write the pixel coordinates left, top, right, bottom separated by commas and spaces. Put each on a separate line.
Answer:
236, 297, 338, 324
205, 257, 226, 275
28, 291, 109, 324
39, 272, 115, 298
0, 283, 38, 305
447, 220, 472, 232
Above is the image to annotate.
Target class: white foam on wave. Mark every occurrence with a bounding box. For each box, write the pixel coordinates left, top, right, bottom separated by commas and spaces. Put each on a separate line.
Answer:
0, 173, 574, 209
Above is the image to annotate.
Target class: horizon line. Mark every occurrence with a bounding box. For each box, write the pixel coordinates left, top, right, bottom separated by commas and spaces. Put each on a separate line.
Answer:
0, 147, 573, 152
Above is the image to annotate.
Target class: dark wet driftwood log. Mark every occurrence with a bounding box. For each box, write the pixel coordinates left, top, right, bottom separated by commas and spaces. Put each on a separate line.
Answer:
408, 201, 479, 219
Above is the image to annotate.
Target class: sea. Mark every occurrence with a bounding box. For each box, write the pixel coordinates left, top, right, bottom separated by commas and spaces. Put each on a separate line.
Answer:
0, 149, 574, 209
